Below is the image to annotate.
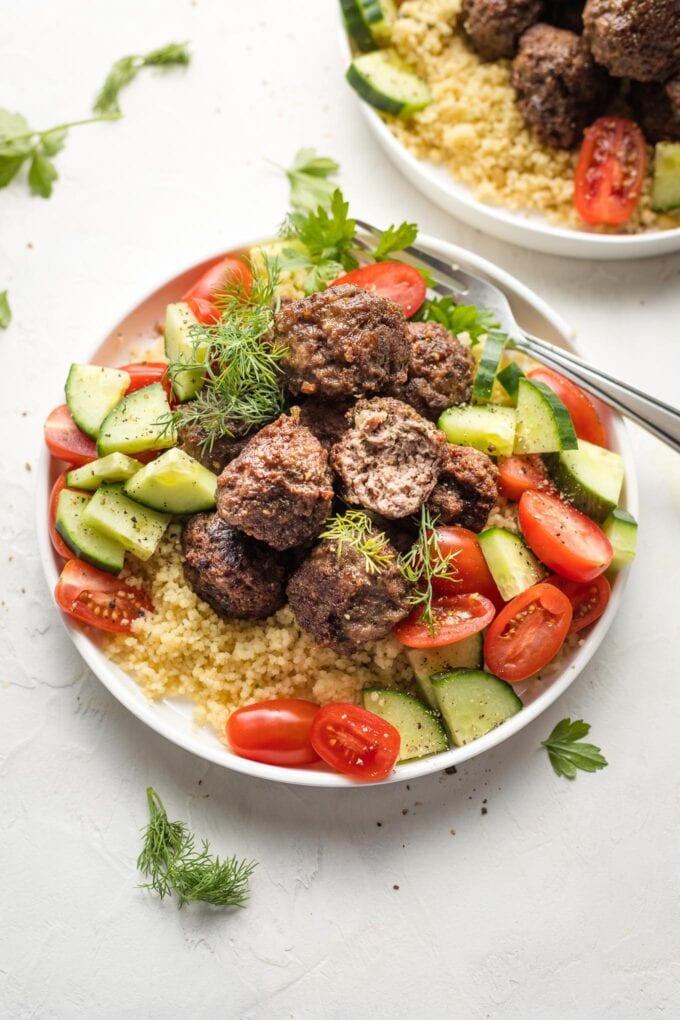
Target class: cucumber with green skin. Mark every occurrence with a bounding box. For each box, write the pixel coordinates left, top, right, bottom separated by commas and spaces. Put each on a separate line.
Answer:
362, 688, 448, 761
478, 527, 546, 601
472, 331, 507, 403
438, 404, 516, 457
514, 377, 578, 454
124, 448, 218, 514
544, 439, 624, 522
340, 0, 376, 52
603, 508, 638, 570
356, 0, 397, 45
82, 483, 170, 561
346, 51, 432, 117
432, 669, 522, 747
66, 453, 142, 491
652, 142, 680, 212
96, 383, 176, 457
164, 302, 206, 403
406, 633, 484, 709
55, 489, 126, 575
496, 361, 526, 403
65, 364, 130, 439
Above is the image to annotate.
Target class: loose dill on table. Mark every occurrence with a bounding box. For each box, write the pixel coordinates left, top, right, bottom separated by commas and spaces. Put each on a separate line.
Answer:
320, 510, 396, 575
398, 506, 460, 631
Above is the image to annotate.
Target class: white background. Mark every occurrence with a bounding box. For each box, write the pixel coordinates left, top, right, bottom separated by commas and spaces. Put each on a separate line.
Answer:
2, 2, 680, 1017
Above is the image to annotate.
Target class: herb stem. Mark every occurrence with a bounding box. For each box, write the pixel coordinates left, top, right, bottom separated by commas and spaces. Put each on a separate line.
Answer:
7, 113, 121, 145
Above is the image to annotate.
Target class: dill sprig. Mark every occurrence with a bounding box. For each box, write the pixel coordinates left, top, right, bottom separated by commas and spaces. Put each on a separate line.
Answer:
398, 506, 459, 631
137, 787, 256, 909
320, 510, 396, 575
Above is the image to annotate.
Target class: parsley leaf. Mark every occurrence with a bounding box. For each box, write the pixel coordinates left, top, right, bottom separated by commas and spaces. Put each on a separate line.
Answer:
283, 147, 340, 212
542, 718, 608, 780
93, 41, 191, 115
28, 152, 58, 197
280, 188, 358, 294
415, 294, 499, 344
372, 221, 418, 261
0, 290, 11, 329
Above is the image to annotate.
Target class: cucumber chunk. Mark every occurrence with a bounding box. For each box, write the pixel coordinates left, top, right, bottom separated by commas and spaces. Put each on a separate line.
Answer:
472, 331, 507, 403
65, 453, 142, 491
603, 508, 638, 571
357, 0, 397, 45
124, 448, 218, 514
545, 439, 624, 522
406, 634, 484, 709
55, 489, 125, 575
97, 383, 176, 457
438, 405, 516, 457
362, 688, 448, 761
478, 527, 546, 601
346, 51, 432, 117
164, 302, 206, 403
340, 0, 376, 52
432, 669, 522, 747
82, 483, 170, 561
514, 377, 578, 454
65, 364, 130, 439
496, 361, 526, 403
652, 142, 680, 212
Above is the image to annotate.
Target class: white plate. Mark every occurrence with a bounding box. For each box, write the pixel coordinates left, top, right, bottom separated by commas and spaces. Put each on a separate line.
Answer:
339, 31, 680, 260
36, 234, 638, 787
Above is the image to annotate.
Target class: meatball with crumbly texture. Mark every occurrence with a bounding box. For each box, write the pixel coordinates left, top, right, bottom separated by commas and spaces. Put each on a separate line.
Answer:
287, 533, 411, 654
583, 0, 680, 84
389, 321, 474, 420
297, 398, 353, 452
511, 24, 613, 149
178, 421, 251, 474
181, 513, 288, 620
216, 414, 334, 550
460, 0, 544, 60
427, 445, 498, 533
331, 397, 446, 520
276, 284, 410, 399
633, 75, 680, 143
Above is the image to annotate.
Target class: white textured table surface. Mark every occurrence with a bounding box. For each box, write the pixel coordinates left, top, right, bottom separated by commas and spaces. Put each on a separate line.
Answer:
2, 2, 680, 1017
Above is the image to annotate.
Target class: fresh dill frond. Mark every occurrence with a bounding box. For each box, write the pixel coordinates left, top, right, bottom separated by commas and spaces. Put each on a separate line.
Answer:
137, 787, 256, 909
320, 510, 396, 575
398, 506, 459, 631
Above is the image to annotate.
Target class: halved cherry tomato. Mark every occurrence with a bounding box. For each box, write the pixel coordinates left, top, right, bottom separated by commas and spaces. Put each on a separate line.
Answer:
497, 455, 552, 502
49, 471, 75, 560
574, 116, 647, 227
44, 405, 97, 466
431, 526, 504, 608
118, 362, 171, 397
519, 490, 613, 582
395, 593, 496, 649
226, 699, 321, 767
528, 366, 607, 448
546, 574, 611, 635
329, 261, 426, 317
310, 703, 400, 781
55, 559, 153, 634
182, 256, 252, 323
484, 581, 573, 683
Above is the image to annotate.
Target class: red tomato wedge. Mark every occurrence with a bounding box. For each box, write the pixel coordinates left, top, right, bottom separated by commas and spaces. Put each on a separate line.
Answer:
49, 471, 75, 560
55, 559, 153, 634
484, 582, 573, 683
395, 593, 496, 649
546, 574, 611, 635
118, 362, 171, 397
527, 366, 607, 448
310, 703, 400, 781
497, 455, 552, 502
329, 261, 426, 317
519, 490, 613, 582
44, 405, 97, 466
226, 700, 321, 767
574, 117, 647, 227
182, 256, 252, 324
430, 526, 504, 608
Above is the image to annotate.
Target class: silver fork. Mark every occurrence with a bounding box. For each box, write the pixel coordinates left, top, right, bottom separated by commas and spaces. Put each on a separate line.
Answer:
354, 219, 680, 454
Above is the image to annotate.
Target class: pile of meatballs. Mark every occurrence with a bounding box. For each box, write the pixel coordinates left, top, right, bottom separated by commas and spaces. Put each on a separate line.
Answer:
459, 0, 680, 149
179, 283, 499, 656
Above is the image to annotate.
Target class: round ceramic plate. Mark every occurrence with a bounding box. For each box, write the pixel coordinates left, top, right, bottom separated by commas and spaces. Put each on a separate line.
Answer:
338, 32, 680, 260
36, 234, 638, 787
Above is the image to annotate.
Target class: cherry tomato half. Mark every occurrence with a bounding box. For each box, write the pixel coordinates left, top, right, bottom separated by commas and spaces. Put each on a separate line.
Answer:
527, 366, 607, 448
519, 490, 613, 583
118, 362, 171, 397
574, 116, 647, 227
329, 261, 426, 317
226, 699, 321, 767
484, 581, 573, 683
48, 471, 75, 560
310, 702, 400, 781
55, 559, 153, 634
395, 593, 496, 649
44, 405, 97, 467
431, 526, 504, 608
497, 455, 552, 502
182, 256, 252, 324
546, 574, 611, 635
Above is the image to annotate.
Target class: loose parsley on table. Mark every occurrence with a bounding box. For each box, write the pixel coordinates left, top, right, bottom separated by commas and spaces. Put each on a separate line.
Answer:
542, 718, 608, 779
93, 41, 191, 116
280, 147, 341, 212
0, 290, 11, 329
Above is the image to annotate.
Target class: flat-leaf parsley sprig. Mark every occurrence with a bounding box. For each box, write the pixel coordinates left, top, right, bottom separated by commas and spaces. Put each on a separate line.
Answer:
414, 294, 501, 346
278, 147, 341, 212
94, 42, 191, 116
321, 510, 396, 575
542, 718, 608, 780
398, 506, 459, 630
279, 188, 359, 294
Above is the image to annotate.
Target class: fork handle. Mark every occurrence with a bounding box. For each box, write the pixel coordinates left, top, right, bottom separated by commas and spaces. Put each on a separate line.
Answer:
515, 332, 680, 453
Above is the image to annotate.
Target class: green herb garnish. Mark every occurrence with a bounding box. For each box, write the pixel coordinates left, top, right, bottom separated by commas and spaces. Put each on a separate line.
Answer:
0, 290, 11, 329
94, 41, 191, 116
398, 506, 459, 631
372, 221, 418, 261
415, 295, 500, 345
321, 510, 396, 575
542, 718, 608, 780
280, 188, 358, 294
280, 147, 340, 212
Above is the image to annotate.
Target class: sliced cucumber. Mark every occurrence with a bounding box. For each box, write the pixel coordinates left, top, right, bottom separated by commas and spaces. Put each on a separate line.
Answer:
496, 361, 526, 404
438, 405, 516, 457
514, 377, 578, 454
478, 527, 546, 601
545, 439, 624, 523
357, 0, 397, 45
652, 142, 680, 213
124, 448, 218, 514
340, 0, 376, 52
65, 453, 142, 491
82, 483, 170, 561
362, 688, 448, 762
472, 331, 507, 403
432, 669, 522, 747
65, 364, 130, 439
346, 51, 432, 117
406, 634, 484, 709
603, 508, 638, 571
96, 383, 176, 458
55, 489, 125, 575
164, 302, 206, 403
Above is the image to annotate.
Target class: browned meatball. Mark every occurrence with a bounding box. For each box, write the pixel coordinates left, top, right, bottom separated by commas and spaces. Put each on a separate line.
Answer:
460, 0, 544, 60
297, 398, 353, 452
427, 445, 498, 533
331, 397, 446, 520
511, 24, 613, 148
216, 414, 334, 551
181, 513, 288, 620
276, 284, 410, 399
583, 0, 680, 83
633, 75, 680, 143
178, 421, 251, 474
287, 534, 411, 654
389, 321, 474, 420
